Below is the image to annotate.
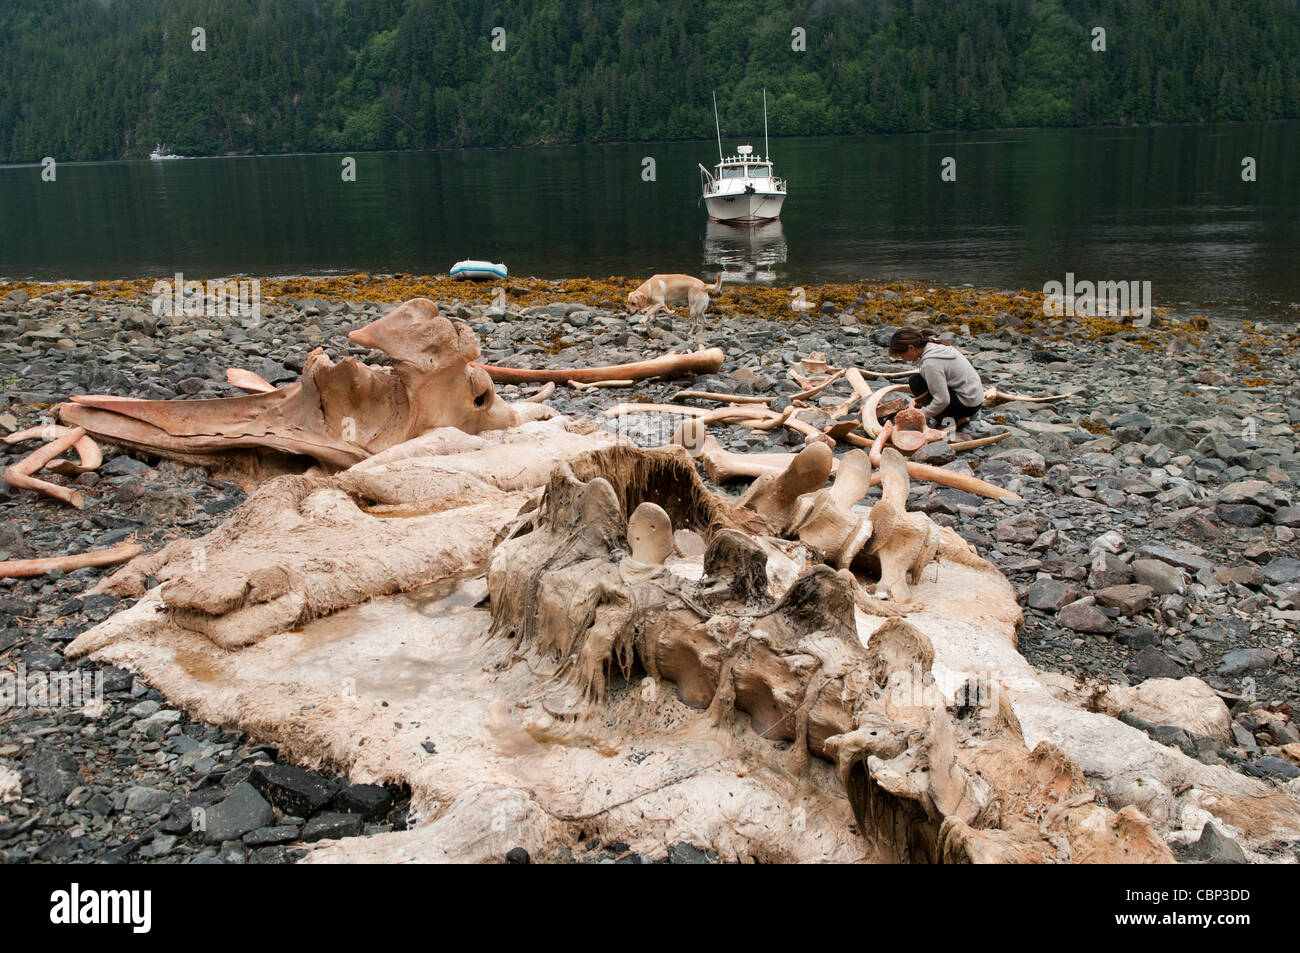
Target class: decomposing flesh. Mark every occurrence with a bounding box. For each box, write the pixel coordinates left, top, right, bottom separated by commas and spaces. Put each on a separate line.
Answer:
59, 298, 537, 470
46, 317, 1298, 863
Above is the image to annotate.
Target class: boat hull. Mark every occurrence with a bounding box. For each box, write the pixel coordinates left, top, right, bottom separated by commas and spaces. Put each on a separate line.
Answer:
705, 191, 785, 223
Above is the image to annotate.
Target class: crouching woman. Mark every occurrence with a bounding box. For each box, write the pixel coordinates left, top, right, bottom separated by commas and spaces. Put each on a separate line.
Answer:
887, 328, 985, 426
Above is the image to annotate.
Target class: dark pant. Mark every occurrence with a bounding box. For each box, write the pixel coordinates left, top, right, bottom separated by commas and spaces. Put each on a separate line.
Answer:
907, 373, 981, 423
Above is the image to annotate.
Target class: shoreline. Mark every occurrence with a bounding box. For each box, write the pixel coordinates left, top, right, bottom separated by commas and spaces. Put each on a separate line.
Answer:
1, 279, 1298, 863
3, 117, 1297, 168
0, 273, 1283, 333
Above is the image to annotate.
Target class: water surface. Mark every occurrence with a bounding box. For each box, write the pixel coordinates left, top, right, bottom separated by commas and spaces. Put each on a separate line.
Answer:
1, 122, 1295, 319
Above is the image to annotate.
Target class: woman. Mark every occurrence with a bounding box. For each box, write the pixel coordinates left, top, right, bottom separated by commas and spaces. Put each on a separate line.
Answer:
887, 327, 984, 426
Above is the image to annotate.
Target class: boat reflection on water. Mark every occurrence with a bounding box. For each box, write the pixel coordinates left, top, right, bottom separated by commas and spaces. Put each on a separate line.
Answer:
702, 219, 788, 284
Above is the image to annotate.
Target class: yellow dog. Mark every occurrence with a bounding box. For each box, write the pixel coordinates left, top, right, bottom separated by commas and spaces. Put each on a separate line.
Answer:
626, 273, 723, 336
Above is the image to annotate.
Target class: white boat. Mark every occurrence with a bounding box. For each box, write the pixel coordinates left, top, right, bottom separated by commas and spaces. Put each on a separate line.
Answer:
699, 89, 786, 223
149, 143, 182, 161
450, 260, 507, 281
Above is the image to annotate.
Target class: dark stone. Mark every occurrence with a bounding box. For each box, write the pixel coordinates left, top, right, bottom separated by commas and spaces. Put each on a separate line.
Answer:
248, 763, 339, 817
330, 783, 393, 820
1216, 648, 1277, 677
911, 441, 954, 466
243, 824, 301, 846
1244, 757, 1300, 781
1088, 552, 1133, 589
667, 842, 714, 865
1058, 601, 1115, 634
1112, 412, 1153, 431
1125, 647, 1185, 680
1189, 618, 1248, 643
920, 487, 985, 515
1136, 544, 1214, 573
1216, 503, 1266, 527
201, 783, 275, 845
1262, 558, 1300, 586
98, 456, 152, 477
29, 746, 79, 801
1026, 578, 1078, 612
1117, 626, 1160, 651
249, 845, 290, 864
506, 846, 531, 864
302, 811, 364, 842
1188, 823, 1246, 864
20, 642, 65, 670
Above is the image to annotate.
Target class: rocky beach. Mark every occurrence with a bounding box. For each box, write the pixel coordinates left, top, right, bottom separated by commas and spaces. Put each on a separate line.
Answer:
1, 274, 1298, 864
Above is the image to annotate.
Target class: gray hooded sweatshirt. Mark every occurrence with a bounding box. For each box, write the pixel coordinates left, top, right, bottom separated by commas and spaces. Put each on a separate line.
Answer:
918, 343, 984, 420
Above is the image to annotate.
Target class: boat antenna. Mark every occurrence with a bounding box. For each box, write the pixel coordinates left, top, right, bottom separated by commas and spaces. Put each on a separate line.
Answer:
713, 90, 723, 162
763, 87, 770, 160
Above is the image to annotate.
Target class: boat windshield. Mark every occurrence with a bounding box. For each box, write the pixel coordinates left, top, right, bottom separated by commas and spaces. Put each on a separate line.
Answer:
721, 166, 747, 179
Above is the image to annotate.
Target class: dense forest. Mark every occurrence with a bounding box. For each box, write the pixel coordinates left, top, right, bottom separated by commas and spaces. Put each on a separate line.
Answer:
1, 0, 1297, 162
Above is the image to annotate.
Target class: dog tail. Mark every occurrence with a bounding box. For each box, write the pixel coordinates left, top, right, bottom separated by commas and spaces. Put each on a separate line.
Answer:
708, 273, 724, 293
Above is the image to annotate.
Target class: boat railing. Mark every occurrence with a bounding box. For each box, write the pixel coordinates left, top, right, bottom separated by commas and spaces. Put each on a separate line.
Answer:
699, 163, 718, 195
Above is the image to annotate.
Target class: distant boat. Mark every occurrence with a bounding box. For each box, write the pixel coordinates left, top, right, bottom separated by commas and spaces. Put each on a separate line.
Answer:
149, 143, 182, 161
450, 260, 507, 281
699, 89, 786, 223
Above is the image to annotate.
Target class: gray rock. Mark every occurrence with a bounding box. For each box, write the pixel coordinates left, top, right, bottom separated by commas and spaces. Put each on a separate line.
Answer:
1261, 558, 1300, 585
667, 842, 714, 865
990, 448, 1046, 474
1131, 558, 1185, 595
1125, 647, 1185, 680
911, 440, 954, 466
1145, 424, 1195, 452
1026, 578, 1079, 612
200, 783, 275, 845
1088, 551, 1133, 589
1230, 722, 1259, 750
302, 811, 364, 842
1216, 648, 1277, 677
1247, 757, 1300, 781
243, 824, 301, 846
124, 785, 170, 815
1189, 618, 1248, 643
1058, 601, 1116, 634
1117, 626, 1160, 651
30, 746, 79, 801
1217, 480, 1289, 511
1188, 823, 1246, 864
1142, 444, 1172, 467
249, 845, 290, 864
1216, 503, 1267, 527
1136, 544, 1214, 573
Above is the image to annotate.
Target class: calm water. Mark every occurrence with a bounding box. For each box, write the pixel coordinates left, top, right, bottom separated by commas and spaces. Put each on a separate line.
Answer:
1, 123, 1296, 319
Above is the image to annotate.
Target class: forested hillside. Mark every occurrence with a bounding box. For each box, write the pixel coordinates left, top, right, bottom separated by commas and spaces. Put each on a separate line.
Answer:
1, 0, 1296, 162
